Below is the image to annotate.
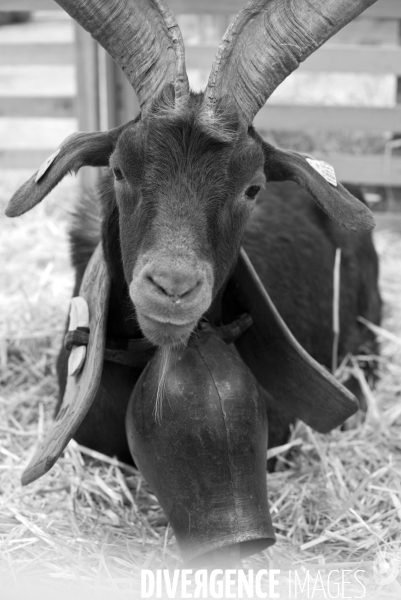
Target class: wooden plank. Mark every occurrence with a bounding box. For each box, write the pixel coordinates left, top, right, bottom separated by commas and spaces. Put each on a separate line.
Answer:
0, 43, 73, 66
331, 15, 399, 46
4, 42, 396, 76
364, 0, 401, 19
101, 54, 140, 129
0, 0, 60, 9
254, 105, 401, 133
302, 45, 401, 75
389, 12, 401, 209
0, 96, 74, 117
172, 0, 401, 18
0, 149, 57, 169
2, 148, 399, 187
313, 154, 401, 186
74, 24, 100, 190
374, 212, 401, 231
74, 26, 99, 131
185, 44, 401, 75
2, 0, 400, 18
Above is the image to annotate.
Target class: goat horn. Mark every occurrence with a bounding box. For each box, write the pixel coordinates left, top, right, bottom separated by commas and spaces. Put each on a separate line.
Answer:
55, 0, 189, 112
204, 0, 378, 124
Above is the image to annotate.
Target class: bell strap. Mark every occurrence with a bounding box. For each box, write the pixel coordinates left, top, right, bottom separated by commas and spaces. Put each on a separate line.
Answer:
64, 313, 254, 369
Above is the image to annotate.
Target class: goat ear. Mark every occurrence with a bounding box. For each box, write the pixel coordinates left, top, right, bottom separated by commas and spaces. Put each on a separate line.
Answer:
6, 128, 123, 218
262, 141, 375, 233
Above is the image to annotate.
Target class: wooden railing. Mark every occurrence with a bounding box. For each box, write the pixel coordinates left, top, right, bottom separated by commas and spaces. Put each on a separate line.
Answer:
1, 0, 401, 186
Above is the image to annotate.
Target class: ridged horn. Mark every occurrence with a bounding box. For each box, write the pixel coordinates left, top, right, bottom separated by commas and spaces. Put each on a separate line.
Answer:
55, 0, 189, 112
204, 0, 378, 124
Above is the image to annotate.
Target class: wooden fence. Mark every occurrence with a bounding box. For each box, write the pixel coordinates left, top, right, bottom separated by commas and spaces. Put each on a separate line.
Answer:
1, 0, 401, 187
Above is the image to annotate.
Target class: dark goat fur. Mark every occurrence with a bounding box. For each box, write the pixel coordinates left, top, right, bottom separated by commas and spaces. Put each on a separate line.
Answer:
4, 89, 377, 463
242, 182, 380, 368
57, 173, 381, 463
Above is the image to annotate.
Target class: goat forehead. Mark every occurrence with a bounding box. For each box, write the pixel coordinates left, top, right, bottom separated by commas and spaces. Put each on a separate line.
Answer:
118, 114, 261, 179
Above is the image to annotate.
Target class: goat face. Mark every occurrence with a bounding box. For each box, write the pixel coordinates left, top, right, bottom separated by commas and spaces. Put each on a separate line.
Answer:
110, 94, 265, 347
5, 86, 374, 350
6, 1, 376, 349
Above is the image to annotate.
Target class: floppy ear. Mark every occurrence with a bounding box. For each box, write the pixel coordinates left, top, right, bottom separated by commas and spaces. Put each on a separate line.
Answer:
262, 141, 375, 233
5, 126, 125, 218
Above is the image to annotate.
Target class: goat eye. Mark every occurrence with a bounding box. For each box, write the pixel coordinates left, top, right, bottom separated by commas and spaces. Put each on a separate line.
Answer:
245, 185, 261, 199
113, 167, 124, 181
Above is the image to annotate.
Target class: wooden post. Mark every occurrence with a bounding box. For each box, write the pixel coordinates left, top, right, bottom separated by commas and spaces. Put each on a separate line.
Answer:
74, 24, 140, 191
391, 19, 401, 210
99, 53, 140, 130
74, 24, 100, 191
385, 19, 401, 211
397, 21, 401, 108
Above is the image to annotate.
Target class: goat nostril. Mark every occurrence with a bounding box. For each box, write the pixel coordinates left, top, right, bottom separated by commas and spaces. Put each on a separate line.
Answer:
146, 275, 169, 297
177, 280, 201, 300
146, 273, 200, 300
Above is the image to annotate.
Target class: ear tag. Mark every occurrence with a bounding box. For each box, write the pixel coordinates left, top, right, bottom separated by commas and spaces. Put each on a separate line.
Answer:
67, 297, 90, 377
35, 148, 61, 183
306, 158, 337, 187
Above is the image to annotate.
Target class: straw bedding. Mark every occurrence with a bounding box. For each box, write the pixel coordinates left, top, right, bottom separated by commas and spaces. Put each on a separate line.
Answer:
0, 174, 400, 599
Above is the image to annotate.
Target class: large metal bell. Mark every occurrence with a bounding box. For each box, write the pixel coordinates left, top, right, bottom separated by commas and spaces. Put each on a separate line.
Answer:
125, 329, 275, 566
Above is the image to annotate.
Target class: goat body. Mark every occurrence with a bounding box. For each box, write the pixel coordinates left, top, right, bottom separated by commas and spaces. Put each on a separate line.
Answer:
56, 169, 381, 464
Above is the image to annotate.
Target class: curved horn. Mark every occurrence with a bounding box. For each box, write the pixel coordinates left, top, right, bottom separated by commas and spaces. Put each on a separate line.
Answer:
55, 0, 189, 112
204, 0, 377, 124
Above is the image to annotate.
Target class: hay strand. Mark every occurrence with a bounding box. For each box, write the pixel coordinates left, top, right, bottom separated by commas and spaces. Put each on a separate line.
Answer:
332, 248, 341, 374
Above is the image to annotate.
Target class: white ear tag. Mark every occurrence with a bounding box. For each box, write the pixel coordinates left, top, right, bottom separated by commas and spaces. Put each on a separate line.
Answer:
68, 297, 90, 377
35, 148, 61, 183
306, 158, 337, 187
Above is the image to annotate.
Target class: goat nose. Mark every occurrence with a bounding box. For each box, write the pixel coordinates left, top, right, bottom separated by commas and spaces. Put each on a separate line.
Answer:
147, 270, 200, 300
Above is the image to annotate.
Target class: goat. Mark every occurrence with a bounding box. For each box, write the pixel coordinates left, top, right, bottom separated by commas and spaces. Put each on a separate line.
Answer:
50, 177, 379, 464
6, 0, 381, 459
6, 0, 381, 562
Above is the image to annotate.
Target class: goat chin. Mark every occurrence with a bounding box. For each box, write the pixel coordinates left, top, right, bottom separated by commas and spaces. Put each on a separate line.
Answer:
137, 312, 197, 348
